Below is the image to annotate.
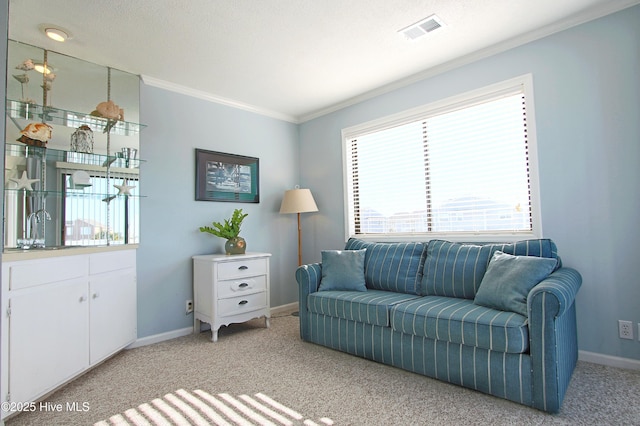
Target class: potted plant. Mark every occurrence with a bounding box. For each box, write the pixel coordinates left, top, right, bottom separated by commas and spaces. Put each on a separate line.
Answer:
199, 208, 249, 255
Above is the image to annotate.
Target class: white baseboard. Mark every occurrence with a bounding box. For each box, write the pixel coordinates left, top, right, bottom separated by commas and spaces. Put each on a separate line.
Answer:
271, 302, 298, 315
127, 327, 193, 349
128, 302, 300, 348
579, 350, 640, 370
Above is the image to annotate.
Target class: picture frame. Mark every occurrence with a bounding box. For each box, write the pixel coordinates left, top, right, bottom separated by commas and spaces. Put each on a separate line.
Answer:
195, 149, 260, 203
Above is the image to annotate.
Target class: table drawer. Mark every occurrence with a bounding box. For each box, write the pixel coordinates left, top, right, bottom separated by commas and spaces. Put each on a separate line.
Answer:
217, 291, 267, 317
218, 275, 266, 299
217, 258, 267, 280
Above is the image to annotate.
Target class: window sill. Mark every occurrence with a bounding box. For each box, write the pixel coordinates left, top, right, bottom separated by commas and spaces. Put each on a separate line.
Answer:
347, 231, 541, 244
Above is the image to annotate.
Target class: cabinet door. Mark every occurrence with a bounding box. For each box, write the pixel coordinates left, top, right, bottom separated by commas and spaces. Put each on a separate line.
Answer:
9, 278, 89, 403
89, 268, 137, 364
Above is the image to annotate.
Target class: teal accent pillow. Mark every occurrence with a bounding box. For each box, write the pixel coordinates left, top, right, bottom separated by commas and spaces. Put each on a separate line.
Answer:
319, 249, 367, 292
474, 251, 557, 316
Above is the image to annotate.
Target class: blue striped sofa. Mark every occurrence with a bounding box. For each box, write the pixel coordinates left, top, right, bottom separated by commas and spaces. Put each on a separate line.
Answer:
296, 238, 581, 413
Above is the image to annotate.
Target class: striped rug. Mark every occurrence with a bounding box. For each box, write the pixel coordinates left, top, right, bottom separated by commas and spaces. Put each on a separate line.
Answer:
95, 389, 334, 426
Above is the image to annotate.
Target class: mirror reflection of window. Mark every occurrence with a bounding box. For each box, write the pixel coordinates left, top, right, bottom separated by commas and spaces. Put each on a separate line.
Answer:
62, 173, 139, 246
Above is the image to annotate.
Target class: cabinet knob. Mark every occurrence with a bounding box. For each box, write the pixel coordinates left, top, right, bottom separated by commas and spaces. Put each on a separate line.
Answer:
79, 296, 86, 302
238, 283, 249, 288
238, 265, 249, 270
238, 300, 248, 306
92, 292, 100, 299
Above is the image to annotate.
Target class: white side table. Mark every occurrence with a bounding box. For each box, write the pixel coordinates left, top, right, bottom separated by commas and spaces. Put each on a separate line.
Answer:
192, 252, 271, 342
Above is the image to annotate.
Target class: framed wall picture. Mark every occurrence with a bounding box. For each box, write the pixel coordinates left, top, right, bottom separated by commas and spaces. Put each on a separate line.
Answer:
195, 149, 260, 203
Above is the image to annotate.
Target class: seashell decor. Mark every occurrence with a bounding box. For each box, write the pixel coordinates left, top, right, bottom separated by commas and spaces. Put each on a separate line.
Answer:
17, 122, 52, 147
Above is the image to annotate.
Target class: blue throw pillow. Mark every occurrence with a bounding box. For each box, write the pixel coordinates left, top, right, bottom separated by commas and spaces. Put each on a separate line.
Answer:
474, 251, 557, 316
319, 249, 367, 292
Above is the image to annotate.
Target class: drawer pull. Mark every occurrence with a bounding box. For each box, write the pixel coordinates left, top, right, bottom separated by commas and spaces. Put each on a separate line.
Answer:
238, 300, 249, 306
239, 283, 249, 288
238, 265, 249, 270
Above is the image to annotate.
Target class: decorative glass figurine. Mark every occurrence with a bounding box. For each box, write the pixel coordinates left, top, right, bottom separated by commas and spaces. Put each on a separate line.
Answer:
13, 59, 34, 102
70, 125, 94, 153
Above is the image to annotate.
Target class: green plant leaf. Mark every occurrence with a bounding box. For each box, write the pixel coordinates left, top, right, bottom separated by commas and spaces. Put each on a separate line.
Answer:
199, 208, 248, 239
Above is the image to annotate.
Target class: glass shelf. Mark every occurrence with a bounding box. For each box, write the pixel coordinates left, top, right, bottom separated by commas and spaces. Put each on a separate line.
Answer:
5, 143, 144, 170
4, 188, 145, 199
6, 99, 146, 136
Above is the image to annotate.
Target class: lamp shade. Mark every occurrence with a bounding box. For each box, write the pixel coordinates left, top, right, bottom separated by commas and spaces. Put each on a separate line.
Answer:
279, 188, 318, 214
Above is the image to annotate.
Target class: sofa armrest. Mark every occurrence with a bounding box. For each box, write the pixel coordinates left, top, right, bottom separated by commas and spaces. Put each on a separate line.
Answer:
295, 263, 322, 341
528, 267, 582, 413
296, 263, 322, 294
528, 267, 581, 318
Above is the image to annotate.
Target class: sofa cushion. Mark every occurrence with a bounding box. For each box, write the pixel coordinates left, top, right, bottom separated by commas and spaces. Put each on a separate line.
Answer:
486, 239, 561, 269
307, 289, 421, 327
345, 238, 426, 295
421, 240, 492, 299
318, 249, 367, 292
474, 251, 557, 316
391, 295, 529, 354
422, 239, 561, 299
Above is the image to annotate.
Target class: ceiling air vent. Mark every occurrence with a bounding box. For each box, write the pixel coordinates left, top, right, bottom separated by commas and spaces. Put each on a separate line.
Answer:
399, 14, 445, 41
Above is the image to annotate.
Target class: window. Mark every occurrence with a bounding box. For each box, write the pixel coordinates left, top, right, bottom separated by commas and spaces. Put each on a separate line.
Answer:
342, 75, 541, 241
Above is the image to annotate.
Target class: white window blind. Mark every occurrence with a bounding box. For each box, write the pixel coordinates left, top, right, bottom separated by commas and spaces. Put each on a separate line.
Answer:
344, 77, 539, 240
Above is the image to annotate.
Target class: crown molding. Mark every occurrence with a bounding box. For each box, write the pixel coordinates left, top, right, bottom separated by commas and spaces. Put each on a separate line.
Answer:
141, 1, 639, 125
140, 75, 299, 123
297, 0, 640, 123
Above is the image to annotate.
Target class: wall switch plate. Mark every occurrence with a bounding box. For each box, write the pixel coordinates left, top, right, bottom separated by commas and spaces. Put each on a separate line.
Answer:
618, 320, 633, 340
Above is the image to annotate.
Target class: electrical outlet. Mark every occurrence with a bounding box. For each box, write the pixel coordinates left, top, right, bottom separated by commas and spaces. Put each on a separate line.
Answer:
618, 320, 633, 340
186, 299, 194, 315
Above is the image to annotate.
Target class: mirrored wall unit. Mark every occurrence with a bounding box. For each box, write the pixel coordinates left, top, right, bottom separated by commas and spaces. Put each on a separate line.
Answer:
4, 40, 145, 251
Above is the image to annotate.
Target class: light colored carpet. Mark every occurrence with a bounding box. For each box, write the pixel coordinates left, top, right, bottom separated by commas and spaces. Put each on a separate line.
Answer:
6, 312, 640, 425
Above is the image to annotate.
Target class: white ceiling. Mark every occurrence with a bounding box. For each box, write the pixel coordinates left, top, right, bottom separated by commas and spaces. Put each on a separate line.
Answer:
7, 0, 639, 123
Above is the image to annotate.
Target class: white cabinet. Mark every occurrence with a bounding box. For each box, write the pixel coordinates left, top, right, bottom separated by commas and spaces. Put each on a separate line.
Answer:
1, 249, 136, 418
88, 251, 137, 364
193, 252, 271, 342
8, 277, 89, 404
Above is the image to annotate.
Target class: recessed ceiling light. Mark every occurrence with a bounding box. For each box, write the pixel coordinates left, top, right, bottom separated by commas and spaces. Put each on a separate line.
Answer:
45, 28, 67, 42
38, 24, 73, 42
398, 14, 445, 41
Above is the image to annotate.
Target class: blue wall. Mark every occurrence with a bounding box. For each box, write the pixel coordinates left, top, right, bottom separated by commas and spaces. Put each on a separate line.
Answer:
298, 7, 640, 362
137, 86, 300, 338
